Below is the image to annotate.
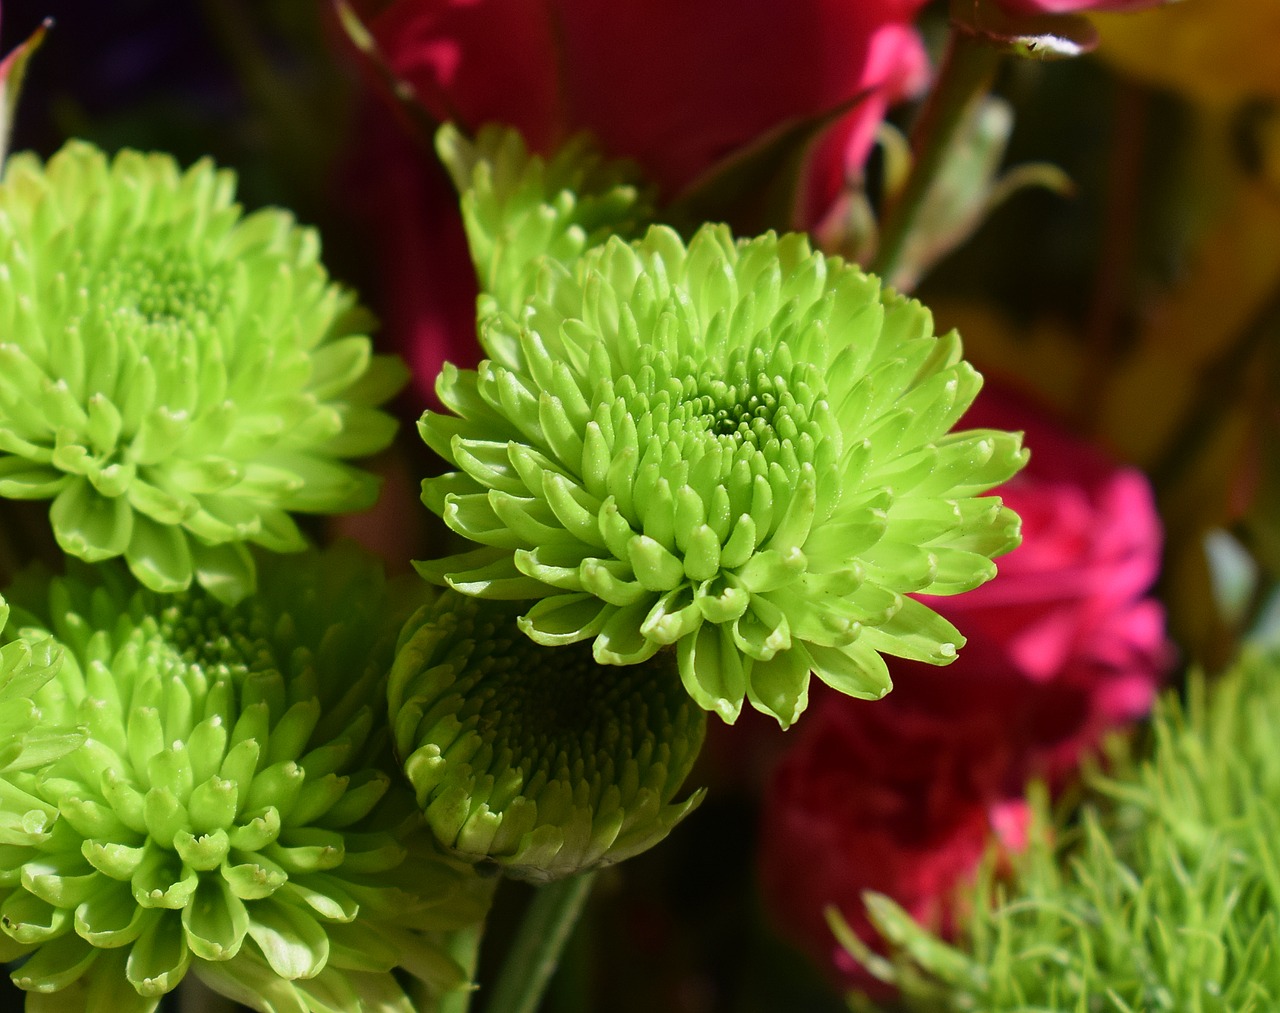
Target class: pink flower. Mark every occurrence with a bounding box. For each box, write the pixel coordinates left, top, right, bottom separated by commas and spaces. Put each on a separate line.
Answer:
759, 686, 1028, 991
920, 382, 1167, 779
758, 382, 1167, 988
350, 0, 930, 402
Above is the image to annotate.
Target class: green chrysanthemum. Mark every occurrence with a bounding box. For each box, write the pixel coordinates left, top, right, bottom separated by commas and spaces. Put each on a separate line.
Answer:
0, 141, 407, 603
388, 590, 706, 883
418, 224, 1026, 726
0, 549, 491, 1013
437, 122, 653, 321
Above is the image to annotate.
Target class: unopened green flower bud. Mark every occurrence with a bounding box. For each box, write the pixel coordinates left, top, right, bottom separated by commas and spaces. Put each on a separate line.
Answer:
0, 548, 491, 1012
388, 591, 706, 883
418, 223, 1027, 727
0, 141, 407, 603
436, 123, 653, 320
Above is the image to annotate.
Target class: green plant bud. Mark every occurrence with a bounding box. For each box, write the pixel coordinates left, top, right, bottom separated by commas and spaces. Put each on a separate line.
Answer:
436, 123, 653, 321
418, 223, 1027, 726
388, 591, 707, 883
0, 547, 492, 1012
0, 141, 408, 603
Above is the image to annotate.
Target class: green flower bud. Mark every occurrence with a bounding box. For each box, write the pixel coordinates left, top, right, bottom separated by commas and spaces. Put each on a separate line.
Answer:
418, 224, 1027, 726
0, 548, 491, 1012
0, 141, 407, 603
436, 123, 653, 320
388, 591, 706, 883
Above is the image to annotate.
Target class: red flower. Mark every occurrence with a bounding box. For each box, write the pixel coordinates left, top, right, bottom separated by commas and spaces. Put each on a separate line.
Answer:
920, 382, 1167, 779
350, 0, 930, 402
758, 382, 1167, 989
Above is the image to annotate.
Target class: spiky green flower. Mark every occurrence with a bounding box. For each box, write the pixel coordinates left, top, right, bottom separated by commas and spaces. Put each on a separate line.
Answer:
418, 224, 1026, 726
0, 141, 406, 603
436, 122, 653, 321
839, 646, 1280, 1010
388, 590, 706, 883
0, 549, 491, 1013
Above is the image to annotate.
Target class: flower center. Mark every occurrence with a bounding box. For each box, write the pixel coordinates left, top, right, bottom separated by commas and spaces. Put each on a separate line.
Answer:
617, 343, 838, 489
470, 634, 688, 798
90, 247, 229, 344
139, 597, 265, 689
401, 600, 700, 814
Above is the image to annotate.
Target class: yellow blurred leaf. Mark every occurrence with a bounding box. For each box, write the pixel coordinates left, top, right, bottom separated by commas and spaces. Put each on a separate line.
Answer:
1095, 0, 1280, 107
1100, 175, 1280, 466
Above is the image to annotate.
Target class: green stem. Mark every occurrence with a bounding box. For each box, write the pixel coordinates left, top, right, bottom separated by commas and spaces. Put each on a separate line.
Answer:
871, 25, 1001, 290
436, 920, 487, 1013
485, 872, 598, 1013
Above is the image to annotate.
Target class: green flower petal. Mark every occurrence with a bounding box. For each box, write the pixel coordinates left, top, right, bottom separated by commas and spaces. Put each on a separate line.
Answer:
9, 929, 96, 992
50, 479, 132, 563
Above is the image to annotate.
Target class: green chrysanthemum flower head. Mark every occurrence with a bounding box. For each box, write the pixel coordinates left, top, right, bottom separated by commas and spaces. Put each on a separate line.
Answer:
437, 122, 653, 320
0, 140, 407, 603
0, 595, 76, 777
0, 548, 491, 1013
417, 224, 1026, 726
388, 590, 706, 883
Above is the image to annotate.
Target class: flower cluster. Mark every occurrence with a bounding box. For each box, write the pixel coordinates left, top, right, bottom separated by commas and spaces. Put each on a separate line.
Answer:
0, 142, 405, 602
0, 549, 490, 1012
418, 222, 1027, 726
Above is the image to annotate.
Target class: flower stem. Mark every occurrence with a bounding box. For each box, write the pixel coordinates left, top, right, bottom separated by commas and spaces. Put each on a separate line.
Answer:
485, 872, 598, 1013
435, 921, 487, 1013
871, 24, 1001, 291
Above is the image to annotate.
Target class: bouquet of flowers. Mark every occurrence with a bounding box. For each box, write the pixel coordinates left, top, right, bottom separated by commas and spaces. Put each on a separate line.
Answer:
0, 0, 1276, 1010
